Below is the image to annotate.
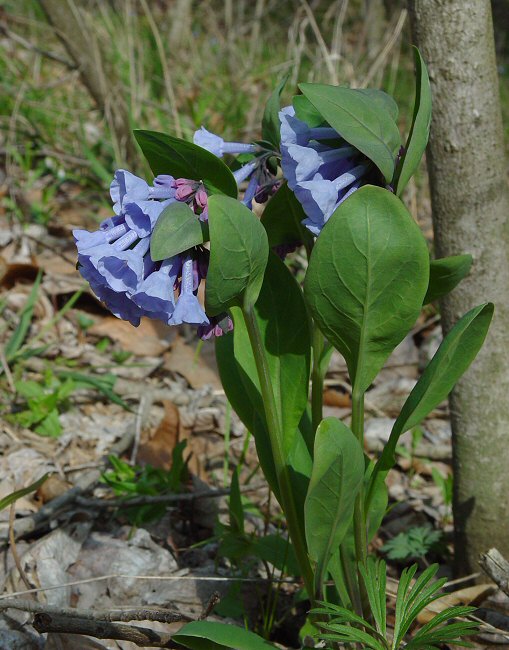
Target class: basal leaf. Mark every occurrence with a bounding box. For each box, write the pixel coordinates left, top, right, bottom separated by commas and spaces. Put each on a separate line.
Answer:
150, 202, 207, 261
393, 47, 432, 195
304, 418, 364, 585
206, 195, 269, 314
134, 130, 237, 197
374, 303, 493, 476
260, 182, 313, 250
262, 73, 290, 149
304, 185, 429, 394
299, 84, 401, 182
173, 621, 277, 650
424, 254, 472, 304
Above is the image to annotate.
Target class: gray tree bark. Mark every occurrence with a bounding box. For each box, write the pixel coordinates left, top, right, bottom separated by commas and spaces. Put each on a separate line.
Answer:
408, 0, 509, 574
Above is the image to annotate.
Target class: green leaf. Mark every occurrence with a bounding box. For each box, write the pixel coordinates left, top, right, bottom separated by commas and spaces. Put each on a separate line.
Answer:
150, 202, 208, 261
251, 534, 300, 576
34, 409, 62, 437
5, 270, 42, 362
215, 254, 312, 512
292, 95, 325, 127
262, 73, 289, 149
424, 254, 472, 304
228, 468, 244, 534
260, 182, 313, 250
134, 130, 237, 197
304, 418, 364, 585
0, 473, 49, 511
393, 47, 432, 195
304, 185, 429, 394
375, 303, 493, 475
206, 195, 269, 315
299, 84, 401, 182
15, 380, 45, 399
173, 621, 277, 649
356, 88, 399, 122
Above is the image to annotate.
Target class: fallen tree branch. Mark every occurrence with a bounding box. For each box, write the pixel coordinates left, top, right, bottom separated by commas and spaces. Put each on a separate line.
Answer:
75, 481, 266, 509
479, 548, 509, 596
33, 612, 183, 648
0, 598, 190, 624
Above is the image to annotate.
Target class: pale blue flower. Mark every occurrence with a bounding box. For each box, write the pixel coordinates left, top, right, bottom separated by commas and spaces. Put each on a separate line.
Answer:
193, 127, 257, 158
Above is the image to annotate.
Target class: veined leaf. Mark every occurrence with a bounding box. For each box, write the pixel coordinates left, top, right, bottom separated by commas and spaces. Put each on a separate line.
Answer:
173, 621, 277, 649
393, 48, 432, 195
305, 418, 364, 587
206, 195, 269, 314
305, 185, 429, 394
150, 202, 208, 261
299, 84, 401, 182
424, 254, 472, 304
134, 130, 237, 197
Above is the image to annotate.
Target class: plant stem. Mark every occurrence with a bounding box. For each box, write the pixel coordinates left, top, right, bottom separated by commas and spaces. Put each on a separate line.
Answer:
351, 388, 368, 612
311, 325, 325, 432
243, 305, 316, 604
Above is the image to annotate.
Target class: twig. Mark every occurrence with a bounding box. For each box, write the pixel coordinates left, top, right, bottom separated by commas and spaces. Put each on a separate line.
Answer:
0, 347, 15, 392
0, 573, 299, 602
199, 591, 221, 620
75, 482, 266, 510
0, 598, 190, 623
33, 613, 182, 648
8, 501, 33, 593
479, 548, 509, 596
0, 22, 76, 69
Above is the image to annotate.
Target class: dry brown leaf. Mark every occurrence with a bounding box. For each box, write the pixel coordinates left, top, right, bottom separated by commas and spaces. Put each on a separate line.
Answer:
35, 474, 72, 504
417, 583, 496, 624
137, 400, 180, 470
323, 388, 351, 407
89, 316, 175, 356
163, 336, 221, 389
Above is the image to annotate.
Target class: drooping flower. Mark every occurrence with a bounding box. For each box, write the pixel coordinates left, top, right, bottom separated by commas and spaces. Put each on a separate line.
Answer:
74, 166, 254, 339
193, 127, 258, 158
279, 106, 374, 235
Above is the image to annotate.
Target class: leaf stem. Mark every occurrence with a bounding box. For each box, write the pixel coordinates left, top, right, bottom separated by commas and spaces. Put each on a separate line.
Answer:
242, 305, 316, 604
351, 388, 368, 611
311, 326, 325, 432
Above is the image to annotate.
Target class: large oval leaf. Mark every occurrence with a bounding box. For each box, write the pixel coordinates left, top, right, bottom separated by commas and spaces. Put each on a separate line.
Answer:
134, 130, 237, 197
304, 185, 429, 394
150, 202, 207, 261
299, 84, 401, 182
173, 621, 277, 649
206, 195, 269, 315
424, 254, 472, 304
375, 302, 493, 475
305, 418, 364, 585
393, 48, 432, 195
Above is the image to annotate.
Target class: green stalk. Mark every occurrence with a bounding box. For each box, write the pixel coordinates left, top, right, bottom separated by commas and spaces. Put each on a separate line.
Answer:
351, 388, 368, 614
311, 325, 325, 432
243, 305, 315, 603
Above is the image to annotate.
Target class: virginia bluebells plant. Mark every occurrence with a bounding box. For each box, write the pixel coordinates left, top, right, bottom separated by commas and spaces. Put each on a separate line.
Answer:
279, 106, 373, 235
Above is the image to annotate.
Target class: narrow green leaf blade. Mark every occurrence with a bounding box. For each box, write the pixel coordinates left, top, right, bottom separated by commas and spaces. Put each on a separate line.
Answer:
0, 473, 49, 511
304, 185, 429, 394
376, 303, 493, 474
262, 73, 289, 148
173, 621, 277, 649
261, 182, 313, 250
5, 270, 42, 361
424, 254, 472, 304
299, 84, 401, 182
150, 202, 207, 261
304, 418, 364, 575
134, 130, 237, 197
206, 195, 269, 314
228, 468, 244, 534
394, 47, 432, 195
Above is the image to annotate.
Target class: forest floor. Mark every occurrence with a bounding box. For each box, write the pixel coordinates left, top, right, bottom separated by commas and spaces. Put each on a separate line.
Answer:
1, 192, 509, 649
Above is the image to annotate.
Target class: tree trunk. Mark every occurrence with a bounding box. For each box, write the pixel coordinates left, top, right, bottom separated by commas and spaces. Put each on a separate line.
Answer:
408, 0, 509, 574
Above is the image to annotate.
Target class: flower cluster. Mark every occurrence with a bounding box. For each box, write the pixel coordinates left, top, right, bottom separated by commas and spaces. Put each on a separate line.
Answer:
74, 169, 230, 335
279, 106, 372, 235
